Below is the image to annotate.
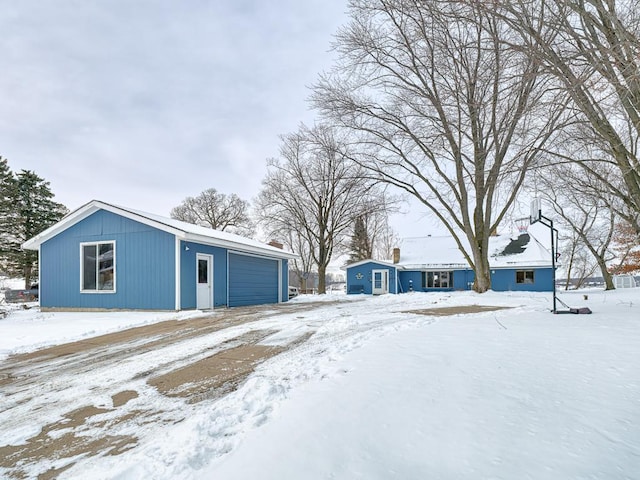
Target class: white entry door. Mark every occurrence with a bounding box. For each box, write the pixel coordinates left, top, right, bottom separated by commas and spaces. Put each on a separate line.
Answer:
372, 269, 389, 295
196, 254, 213, 309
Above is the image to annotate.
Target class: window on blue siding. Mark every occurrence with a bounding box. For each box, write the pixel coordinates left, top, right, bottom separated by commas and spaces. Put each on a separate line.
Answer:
516, 270, 534, 284
198, 259, 208, 284
422, 271, 452, 288
81, 242, 115, 292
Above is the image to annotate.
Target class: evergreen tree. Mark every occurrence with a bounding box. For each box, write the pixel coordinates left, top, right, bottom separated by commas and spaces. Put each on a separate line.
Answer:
2, 168, 68, 288
348, 216, 372, 263
0, 157, 18, 274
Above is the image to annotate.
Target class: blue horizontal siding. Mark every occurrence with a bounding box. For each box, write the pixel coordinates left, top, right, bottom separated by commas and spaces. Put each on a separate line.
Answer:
396, 267, 552, 292
491, 267, 553, 292
40, 210, 175, 310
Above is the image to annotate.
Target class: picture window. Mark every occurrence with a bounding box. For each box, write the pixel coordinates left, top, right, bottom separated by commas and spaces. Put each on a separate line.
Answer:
516, 270, 534, 284
422, 271, 452, 288
81, 242, 115, 292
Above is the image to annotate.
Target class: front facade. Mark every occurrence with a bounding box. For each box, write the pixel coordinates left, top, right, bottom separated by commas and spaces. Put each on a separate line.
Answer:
345, 226, 554, 294
24, 200, 296, 311
345, 260, 399, 295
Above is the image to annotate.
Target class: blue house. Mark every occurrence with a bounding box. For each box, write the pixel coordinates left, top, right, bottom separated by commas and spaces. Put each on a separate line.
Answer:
22, 200, 297, 311
345, 224, 554, 294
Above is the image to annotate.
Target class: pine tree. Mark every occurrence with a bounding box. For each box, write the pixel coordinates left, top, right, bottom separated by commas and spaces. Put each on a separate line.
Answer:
348, 216, 372, 263
3, 169, 68, 287
0, 157, 18, 275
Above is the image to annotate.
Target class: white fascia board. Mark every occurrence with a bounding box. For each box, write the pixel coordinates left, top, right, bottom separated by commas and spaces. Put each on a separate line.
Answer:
22, 200, 187, 250
399, 263, 469, 270
22, 201, 99, 250
185, 233, 299, 260
490, 263, 553, 269
342, 259, 398, 270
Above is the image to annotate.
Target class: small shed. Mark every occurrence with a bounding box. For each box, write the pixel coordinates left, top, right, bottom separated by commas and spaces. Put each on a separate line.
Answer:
344, 260, 399, 295
22, 200, 297, 311
344, 223, 554, 294
613, 275, 637, 289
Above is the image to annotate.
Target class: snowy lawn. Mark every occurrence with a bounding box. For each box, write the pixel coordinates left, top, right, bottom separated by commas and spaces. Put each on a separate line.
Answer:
1, 289, 639, 479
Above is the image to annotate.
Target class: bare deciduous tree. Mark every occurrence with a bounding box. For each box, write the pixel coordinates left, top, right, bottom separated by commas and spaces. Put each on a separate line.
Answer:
313, 0, 563, 292
257, 124, 387, 294
171, 188, 255, 237
283, 228, 315, 292
558, 229, 599, 290
537, 163, 618, 289
495, 0, 640, 232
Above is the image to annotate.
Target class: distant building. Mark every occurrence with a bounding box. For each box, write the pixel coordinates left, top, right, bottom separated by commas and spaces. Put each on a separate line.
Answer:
344, 223, 554, 294
613, 275, 638, 289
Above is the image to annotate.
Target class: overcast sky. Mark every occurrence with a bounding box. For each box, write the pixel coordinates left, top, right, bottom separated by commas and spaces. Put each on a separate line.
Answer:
1, 1, 441, 239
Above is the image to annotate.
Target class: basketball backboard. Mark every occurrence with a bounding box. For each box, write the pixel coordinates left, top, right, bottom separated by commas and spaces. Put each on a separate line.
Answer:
530, 198, 541, 224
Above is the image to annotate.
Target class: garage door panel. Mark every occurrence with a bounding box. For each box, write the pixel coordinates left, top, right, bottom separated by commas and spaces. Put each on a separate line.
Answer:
229, 254, 279, 307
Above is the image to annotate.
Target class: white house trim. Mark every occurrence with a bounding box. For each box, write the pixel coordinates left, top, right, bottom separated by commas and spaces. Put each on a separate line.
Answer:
174, 237, 181, 311
23, 200, 298, 262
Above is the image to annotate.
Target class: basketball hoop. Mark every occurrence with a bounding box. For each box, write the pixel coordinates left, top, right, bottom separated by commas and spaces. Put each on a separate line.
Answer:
515, 217, 529, 234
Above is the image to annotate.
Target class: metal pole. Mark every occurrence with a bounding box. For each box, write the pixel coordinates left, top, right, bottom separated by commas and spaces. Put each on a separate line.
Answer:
537, 212, 558, 313
549, 217, 557, 313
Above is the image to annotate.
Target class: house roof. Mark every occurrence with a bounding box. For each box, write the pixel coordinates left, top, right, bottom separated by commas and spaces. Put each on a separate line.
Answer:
22, 200, 298, 260
398, 222, 552, 270
341, 259, 399, 270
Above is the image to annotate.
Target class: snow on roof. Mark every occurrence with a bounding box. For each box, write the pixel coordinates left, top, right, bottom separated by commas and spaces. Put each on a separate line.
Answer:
23, 200, 298, 260
398, 222, 552, 269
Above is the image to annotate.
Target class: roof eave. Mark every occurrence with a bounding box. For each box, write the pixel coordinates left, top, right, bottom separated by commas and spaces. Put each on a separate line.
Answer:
185, 233, 299, 260
342, 259, 399, 270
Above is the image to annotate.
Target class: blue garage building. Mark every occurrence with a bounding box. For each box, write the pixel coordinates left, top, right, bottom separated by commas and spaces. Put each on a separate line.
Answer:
345, 224, 554, 294
23, 200, 297, 311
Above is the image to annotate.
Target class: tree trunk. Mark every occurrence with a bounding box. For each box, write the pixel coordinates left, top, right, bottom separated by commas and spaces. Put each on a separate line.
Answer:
596, 257, 615, 291
470, 230, 492, 293
473, 260, 492, 293
317, 264, 327, 294
24, 263, 32, 290
564, 252, 574, 291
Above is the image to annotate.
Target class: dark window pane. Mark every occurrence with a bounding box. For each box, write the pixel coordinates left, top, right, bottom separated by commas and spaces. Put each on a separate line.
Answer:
98, 243, 114, 290
516, 270, 534, 284
83, 245, 97, 290
198, 259, 208, 284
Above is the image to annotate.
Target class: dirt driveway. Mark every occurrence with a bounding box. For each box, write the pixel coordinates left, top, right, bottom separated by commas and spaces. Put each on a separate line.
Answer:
0, 301, 332, 479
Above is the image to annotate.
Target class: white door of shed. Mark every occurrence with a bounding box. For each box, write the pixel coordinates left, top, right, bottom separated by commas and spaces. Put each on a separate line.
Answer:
372, 269, 388, 295
196, 253, 213, 309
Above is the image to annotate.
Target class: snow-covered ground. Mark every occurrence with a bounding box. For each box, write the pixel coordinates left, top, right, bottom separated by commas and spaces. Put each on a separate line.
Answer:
1, 288, 639, 479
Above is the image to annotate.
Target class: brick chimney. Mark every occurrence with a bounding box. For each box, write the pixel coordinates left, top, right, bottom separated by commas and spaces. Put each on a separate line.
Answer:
268, 240, 283, 249
393, 247, 400, 264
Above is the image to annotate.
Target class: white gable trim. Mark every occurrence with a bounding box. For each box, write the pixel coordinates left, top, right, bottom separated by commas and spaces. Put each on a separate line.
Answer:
343, 259, 399, 270
23, 199, 298, 260
22, 200, 184, 250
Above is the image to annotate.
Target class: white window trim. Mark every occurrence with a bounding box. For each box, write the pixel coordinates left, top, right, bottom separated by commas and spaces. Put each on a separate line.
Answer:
80, 241, 117, 293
